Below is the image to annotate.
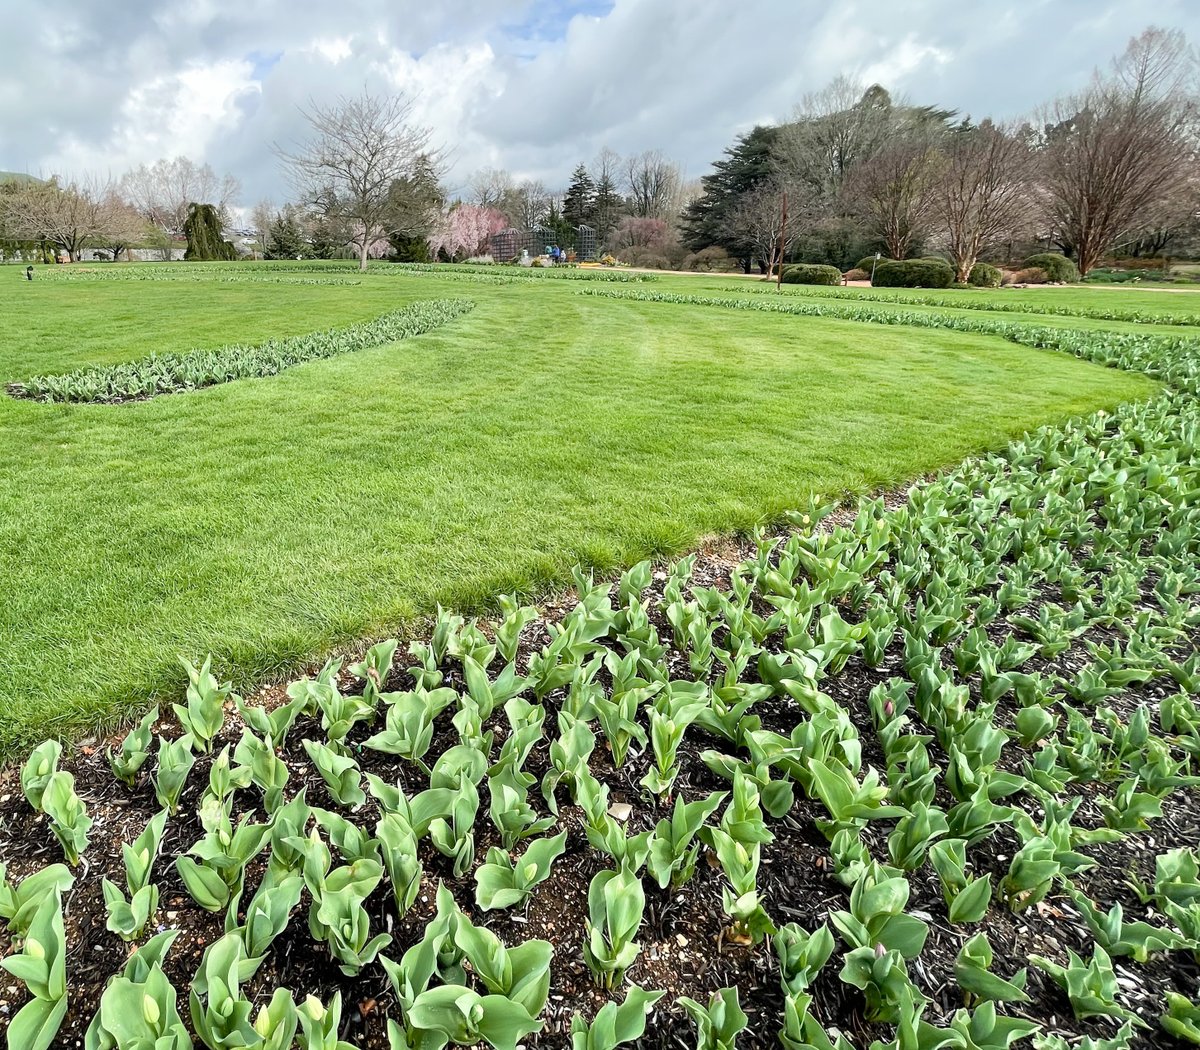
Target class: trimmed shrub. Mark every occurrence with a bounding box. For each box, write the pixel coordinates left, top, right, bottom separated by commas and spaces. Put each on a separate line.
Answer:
683, 247, 736, 272
872, 259, 954, 288
856, 255, 892, 273
968, 262, 1002, 288
1024, 253, 1078, 283
843, 268, 869, 282
621, 246, 672, 270
1012, 267, 1049, 285
781, 263, 842, 286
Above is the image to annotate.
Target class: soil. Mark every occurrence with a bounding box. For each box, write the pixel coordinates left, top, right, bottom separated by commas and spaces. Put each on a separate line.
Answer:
1, 511, 1198, 1049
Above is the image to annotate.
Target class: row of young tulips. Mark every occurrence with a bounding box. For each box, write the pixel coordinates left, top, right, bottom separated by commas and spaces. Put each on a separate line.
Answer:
7, 298, 474, 403
37, 270, 365, 286
737, 283, 1200, 328
35, 267, 527, 288
3, 306, 1200, 1048
575, 287, 1200, 391
32, 266, 657, 288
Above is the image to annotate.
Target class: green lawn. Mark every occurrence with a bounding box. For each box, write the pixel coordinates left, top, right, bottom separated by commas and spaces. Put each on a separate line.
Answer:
0, 266, 1158, 756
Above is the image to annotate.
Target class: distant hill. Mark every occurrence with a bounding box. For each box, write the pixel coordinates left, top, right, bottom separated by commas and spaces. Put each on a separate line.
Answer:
0, 171, 43, 185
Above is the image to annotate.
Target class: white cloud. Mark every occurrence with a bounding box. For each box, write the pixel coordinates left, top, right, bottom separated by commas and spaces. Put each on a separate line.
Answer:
308, 37, 354, 64
2, 0, 1199, 200
860, 34, 952, 88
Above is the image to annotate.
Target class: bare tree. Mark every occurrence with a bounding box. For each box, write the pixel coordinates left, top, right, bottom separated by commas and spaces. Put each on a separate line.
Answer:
623, 150, 681, 219
1038, 27, 1200, 276
933, 122, 1035, 281
0, 177, 128, 261
93, 191, 149, 261
277, 90, 436, 271
467, 167, 515, 211
590, 147, 624, 243
249, 199, 274, 257
120, 156, 239, 234
774, 76, 899, 201
509, 179, 550, 229
844, 134, 943, 259
727, 183, 800, 274
1114, 176, 1200, 256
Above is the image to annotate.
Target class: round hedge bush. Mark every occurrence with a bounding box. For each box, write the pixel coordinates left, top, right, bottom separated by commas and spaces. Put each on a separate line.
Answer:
856, 255, 892, 273
781, 263, 842, 286
843, 268, 869, 282
1012, 266, 1049, 285
968, 262, 1002, 288
871, 259, 954, 288
1024, 253, 1078, 283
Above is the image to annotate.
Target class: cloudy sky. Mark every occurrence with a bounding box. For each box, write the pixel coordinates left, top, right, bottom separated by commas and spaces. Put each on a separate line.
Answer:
3, 0, 1199, 205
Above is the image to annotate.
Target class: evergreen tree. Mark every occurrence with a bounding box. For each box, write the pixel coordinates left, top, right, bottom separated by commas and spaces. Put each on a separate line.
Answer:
680, 125, 778, 272
182, 202, 237, 261
562, 163, 596, 228
308, 215, 344, 259
591, 171, 623, 246
265, 209, 306, 260
543, 199, 576, 250
385, 153, 444, 258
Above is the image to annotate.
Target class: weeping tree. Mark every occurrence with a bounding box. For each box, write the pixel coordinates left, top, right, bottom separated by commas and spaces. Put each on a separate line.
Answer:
182, 203, 236, 261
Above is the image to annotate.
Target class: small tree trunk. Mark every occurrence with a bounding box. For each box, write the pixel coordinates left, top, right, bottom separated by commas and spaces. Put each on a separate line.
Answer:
1077, 238, 1099, 278
359, 241, 369, 272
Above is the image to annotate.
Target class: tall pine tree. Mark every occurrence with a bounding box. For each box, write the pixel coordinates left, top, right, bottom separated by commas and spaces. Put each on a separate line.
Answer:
680, 125, 778, 272
562, 163, 596, 228
591, 171, 623, 246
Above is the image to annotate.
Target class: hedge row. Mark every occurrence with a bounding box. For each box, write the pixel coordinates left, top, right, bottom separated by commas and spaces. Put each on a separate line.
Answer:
871, 259, 954, 288
780, 264, 842, 286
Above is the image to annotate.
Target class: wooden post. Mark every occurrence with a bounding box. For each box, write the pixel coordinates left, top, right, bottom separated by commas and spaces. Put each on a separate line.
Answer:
776, 191, 788, 291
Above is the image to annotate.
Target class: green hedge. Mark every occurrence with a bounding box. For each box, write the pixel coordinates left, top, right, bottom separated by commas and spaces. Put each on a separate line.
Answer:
968, 262, 1002, 288
781, 264, 843, 286
871, 259, 954, 288
856, 256, 892, 273
10, 299, 475, 404
1024, 253, 1079, 283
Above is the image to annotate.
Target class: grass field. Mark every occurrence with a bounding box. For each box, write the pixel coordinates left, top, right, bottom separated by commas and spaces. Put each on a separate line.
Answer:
0, 264, 1161, 755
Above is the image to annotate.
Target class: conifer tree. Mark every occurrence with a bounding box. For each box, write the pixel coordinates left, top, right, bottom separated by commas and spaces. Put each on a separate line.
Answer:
182, 202, 236, 261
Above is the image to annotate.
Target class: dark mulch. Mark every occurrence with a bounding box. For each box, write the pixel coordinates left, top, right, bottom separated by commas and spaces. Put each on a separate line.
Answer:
1, 522, 1198, 1049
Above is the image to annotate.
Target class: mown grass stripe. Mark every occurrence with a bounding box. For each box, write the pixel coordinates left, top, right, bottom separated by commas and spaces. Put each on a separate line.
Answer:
738, 280, 1200, 327
8, 298, 475, 404
576, 287, 1200, 393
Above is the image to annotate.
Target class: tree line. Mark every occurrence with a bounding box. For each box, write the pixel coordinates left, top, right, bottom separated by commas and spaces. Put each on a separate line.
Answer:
685, 27, 1200, 278
2, 26, 1196, 276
